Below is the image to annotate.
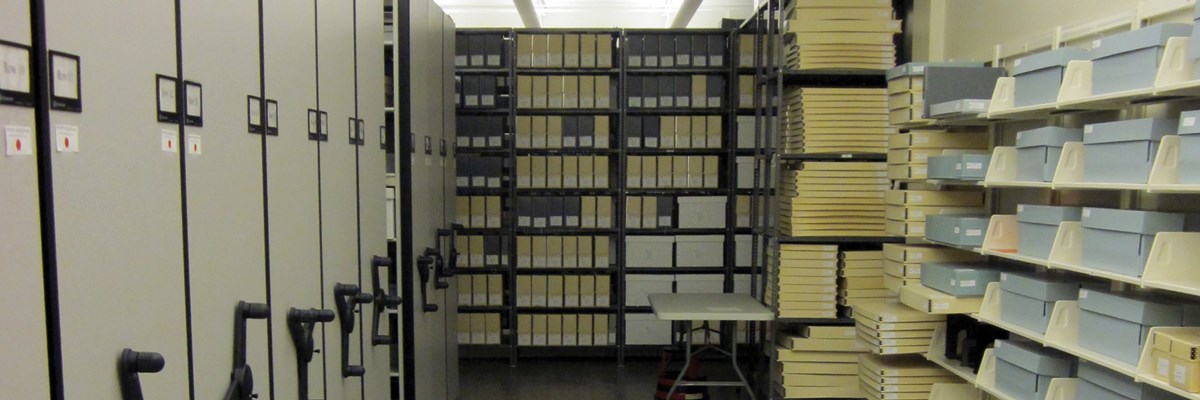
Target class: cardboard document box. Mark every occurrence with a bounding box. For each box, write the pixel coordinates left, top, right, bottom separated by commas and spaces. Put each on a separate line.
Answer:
579, 75, 595, 109
548, 275, 565, 307
580, 276, 596, 306
564, 276, 580, 307
547, 314, 563, 346
578, 236, 594, 268
533, 314, 548, 345
532, 75, 548, 108
562, 315, 578, 346
547, 236, 563, 268
580, 33, 597, 67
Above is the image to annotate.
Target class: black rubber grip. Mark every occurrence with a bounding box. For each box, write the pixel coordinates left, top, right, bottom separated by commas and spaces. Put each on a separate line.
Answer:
240, 302, 270, 319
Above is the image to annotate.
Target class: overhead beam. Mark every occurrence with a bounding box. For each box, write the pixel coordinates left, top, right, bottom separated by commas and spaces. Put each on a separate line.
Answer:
513, 0, 542, 28
669, 0, 704, 28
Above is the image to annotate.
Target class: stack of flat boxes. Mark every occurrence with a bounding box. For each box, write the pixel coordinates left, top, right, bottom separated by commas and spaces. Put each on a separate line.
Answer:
854, 301, 945, 356
774, 325, 865, 399
779, 162, 888, 237
516, 314, 614, 347
882, 244, 983, 294
775, 244, 839, 319
887, 130, 988, 181
885, 62, 999, 126
781, 0, 900, 71
884, 189, 985, 239
858, 354, 959, 400
781, 87, 893, 154
457, 313, 503, 345
838, 250, 890, 309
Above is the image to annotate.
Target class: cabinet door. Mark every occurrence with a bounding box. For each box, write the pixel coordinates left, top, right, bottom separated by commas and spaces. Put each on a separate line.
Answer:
354, 0, 394, 398
440, 12, 462, 400
180, 0, 272, 398
0, 1, 50, 398
263, 0, 325, 398
317, 0, 362, 398
44, 0, 190, 397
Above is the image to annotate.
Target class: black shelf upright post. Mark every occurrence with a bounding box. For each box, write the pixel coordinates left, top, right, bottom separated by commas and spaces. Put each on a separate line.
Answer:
505, 28, 519, 367
615, 29, 628, 367
721, 27, 739, 357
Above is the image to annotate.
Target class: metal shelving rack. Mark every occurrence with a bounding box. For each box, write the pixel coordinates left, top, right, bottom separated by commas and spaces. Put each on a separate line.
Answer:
738, 0, 912, 398
453, 27, 746, 366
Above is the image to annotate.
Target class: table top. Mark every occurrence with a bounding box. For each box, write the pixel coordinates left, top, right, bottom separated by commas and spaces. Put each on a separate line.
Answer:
648, 293, 774, 321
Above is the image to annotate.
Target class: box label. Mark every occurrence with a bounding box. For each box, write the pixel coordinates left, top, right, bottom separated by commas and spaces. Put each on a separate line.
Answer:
1175, 365, 1188, 384
1158, 358, 1170, 377
966, 229, 982, 237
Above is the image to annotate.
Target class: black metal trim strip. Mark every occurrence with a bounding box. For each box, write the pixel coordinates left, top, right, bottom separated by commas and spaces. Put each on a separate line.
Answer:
396, 1, 416, 398
350, 0, 368, 396
172, 1, 197, 399
256, 0, 277, 397
312, 1, 330, 398
29, 0, 64, 398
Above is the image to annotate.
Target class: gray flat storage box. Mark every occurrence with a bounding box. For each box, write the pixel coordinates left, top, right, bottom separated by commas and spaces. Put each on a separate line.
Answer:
1000, 272, 1080, 334
678, 197, 727, 229
927, 153, 991, 180
1083, 118, 1176, 184
1013, 47, 1089, 107
919, 262, 1000, 297
1177, 110, 1200, 184
625, 236, 674, 268
994, 339, 1076, 400
1090, 23, 1192, 95
923, 67, 1007, 119
929, 99, 991, 118
1081, 207, 1183, 277
925, 214, 990, 247
1077, 361, 1176, 400
675, 235, 724, 268
1016, 127, 1084, 182
1078, 289, 1189, 366
885, 61, 984, 80
1017, 204, 1083, 259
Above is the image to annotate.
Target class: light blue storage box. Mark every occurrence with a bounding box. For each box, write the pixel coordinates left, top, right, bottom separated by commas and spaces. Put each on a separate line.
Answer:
927, 153, 991, 180
1081, 207, 1183, 277
1016, 127, 1084, 182
1090, 24, 1192, 95
919, 262, 1001, 297
1078, 289, 1190, 366
1017, 205, 1082, 259
994, 339, 1076, 400
1083, 118, 1176, 184
925, 214, 990, 247
884, 61, 984, 81
1077, 361, 1176, 400
1000, 272, 1080, 334
1177, 110, 1200, 184
1013, 47, 1089, 107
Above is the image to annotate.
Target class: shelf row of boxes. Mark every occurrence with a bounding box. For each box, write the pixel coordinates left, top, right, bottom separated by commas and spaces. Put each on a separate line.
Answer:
881, 244, 983, 294
516, 314, 616, 347
780, 0, 900, 71
515, 75, 614, 109
626, 195, 754, 229
515, 115, 612, 149
883, 189, 986, 239
626, 33, 727, 68
514, 196, 614, 229
455, 33, 506, 68
886, 130, 988, 181
626, 274, 753, 308
625, 234, 754, 269
455, 235, 510, 268
515, 235, 612, 269
781, 87, 892, 154
626, 155, 721, 189
456, 115, 506, 148
456, 156, 504, 188
778, 162, 888, 237
838, 250, 890, 309
515, 275, 613, 308
515, 33, 615, 69
459, 275, 505, 306
458, 75, 507, 108
626, 75, 725, 109
457, 313, 503, 345
884, 62, 1002, 126
624, 115, 724, 149
454, 196, 503, 229
627, 314, 750, 346
773, 325, 865, 399
516, 156, 611, 189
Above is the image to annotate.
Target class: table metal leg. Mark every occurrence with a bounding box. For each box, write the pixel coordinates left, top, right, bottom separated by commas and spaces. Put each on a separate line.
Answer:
666, 320, 692, 400
729, 333, 756, 400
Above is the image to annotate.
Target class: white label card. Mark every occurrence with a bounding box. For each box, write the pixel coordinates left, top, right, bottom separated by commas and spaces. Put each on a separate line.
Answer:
162, 130, 178, 153
0, 43, 31, 93
51, 54, 78, 99
5, 125, 33, 156
55, 124, 78, 152
158, 76, 177, 114
186, 133, 202, 155
185, 83, 202, 118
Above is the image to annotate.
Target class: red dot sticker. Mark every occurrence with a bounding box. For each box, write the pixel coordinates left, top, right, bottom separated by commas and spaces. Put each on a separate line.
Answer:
64, 137, 70, 148
168, 140, 172, 149
15, 139, 21, 151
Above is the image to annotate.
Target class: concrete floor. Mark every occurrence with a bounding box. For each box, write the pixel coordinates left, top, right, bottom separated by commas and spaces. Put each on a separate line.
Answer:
458, 358, 757, 400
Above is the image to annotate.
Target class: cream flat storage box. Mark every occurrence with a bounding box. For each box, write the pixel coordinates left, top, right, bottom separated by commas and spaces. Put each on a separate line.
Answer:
1083, 118, 1176, 184
626, 236, 674, 268
1078, 289, 1194, 366
626, 275, 673, 307
677, 196, 727, 229
1017, 204, 1082, 259
1016, 127, 1083, 182
736, 156, 755, 189
1077, 361, 1176, 400
927, 153, 990, 180
625, 313, 671, 345
1177, 110, 1200, 184
925, 214, 989, 247
1081, 207, 1184, 277
1000, 272, 1081, 334
675, 235, 724, 268
675, 275, 724, 294
1089, 23, 1192, 95
919, 262, 1000, 297
993, 339, 1076, 400
1012, 47, 1089, 107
